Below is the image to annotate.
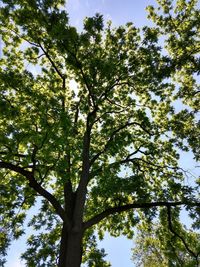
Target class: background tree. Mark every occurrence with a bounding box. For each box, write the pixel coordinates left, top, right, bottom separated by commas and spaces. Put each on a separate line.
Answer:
132, 210, 200, 267
0, 0, 199, 266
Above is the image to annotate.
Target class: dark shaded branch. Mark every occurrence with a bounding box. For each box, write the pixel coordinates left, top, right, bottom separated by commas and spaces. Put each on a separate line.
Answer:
0, 161, 32, 177
117, 157, 180, 172
1, 26, 40, 48
89, 147, 143, 179
90, 121, 151, 166
63, 151, 74, 220
71, 53, 96, 108
79, 66, 96, 108
73, 108, 98, 226
105, 96, 127, 109
167, 206, 199, 264
73, 118, 92, 226
83, 201, 200, 230
73, 96, 83, 133
99, 79, 130, 102
31, 145, 38, 173
193, 90, 200, 96
0, 161, 66, 221
39, 44, 65, 81
0, 151, 27, 158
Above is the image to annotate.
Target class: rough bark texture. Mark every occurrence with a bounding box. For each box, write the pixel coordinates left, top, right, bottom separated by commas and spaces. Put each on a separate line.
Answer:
58, 223, 83, 267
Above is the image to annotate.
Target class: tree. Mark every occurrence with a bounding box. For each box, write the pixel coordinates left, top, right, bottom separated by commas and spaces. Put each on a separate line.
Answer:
132, 212, 200, 267
0, 0, 199, 266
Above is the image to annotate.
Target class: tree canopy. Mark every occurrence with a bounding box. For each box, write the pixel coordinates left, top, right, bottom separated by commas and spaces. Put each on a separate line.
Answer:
0, 0, 199, 266
132, 213, 200, 266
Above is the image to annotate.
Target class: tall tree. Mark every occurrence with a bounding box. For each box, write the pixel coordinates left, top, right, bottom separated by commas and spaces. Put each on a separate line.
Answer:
0, 0, 199, 266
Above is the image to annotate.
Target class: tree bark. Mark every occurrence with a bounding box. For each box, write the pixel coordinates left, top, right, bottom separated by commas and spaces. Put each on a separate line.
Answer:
58, 223, 83, 267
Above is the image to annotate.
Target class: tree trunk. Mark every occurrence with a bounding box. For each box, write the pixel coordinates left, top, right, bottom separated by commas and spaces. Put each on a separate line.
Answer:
58, 223, 83, 267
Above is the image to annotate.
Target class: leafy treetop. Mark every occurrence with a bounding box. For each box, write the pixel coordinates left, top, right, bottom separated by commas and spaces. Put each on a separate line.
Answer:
0, 0, 199, 266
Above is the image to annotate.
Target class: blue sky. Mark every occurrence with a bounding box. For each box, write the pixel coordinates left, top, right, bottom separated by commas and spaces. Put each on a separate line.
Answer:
66, 0, 153, 29
5, 0, 199, 266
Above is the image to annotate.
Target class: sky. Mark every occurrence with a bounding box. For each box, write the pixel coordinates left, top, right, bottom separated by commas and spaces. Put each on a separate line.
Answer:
4, 0, 199, 267
66, 0, 153, 29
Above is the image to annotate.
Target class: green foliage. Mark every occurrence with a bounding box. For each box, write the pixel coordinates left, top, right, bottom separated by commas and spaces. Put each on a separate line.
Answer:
21, 227, 60, 266
0, 0, 199, 265
132, 218, 200, 267
82, 234, 111, 267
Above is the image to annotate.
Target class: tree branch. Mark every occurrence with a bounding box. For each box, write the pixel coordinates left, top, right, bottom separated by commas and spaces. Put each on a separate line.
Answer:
1, 26, 40, 48
90, 121, 151, 166
83, 201, 200, 230
167, 206, 199, 264
0, 151, 27, 158
39, 44, 65, 81
71, 54, 97, 108
89, 146, 143, 179
73, 113, 94, 227
0, 161, 66, 221
118, 157, 179, 172
98, 79, 130, 102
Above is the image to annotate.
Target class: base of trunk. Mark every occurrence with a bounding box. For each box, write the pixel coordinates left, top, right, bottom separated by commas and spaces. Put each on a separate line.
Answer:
58, 224, 83, 267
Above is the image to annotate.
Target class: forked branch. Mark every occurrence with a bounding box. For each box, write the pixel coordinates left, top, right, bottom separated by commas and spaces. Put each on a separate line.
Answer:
90, 121, 151, 166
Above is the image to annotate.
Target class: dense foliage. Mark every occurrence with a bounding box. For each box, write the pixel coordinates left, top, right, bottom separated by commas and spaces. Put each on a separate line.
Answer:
0, 0, 199, 266
133, 215, 200, 266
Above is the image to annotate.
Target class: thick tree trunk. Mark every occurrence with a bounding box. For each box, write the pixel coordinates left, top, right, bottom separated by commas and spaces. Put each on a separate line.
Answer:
58, 223, 83, 267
